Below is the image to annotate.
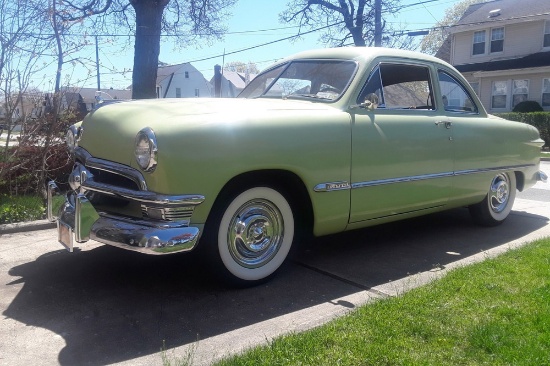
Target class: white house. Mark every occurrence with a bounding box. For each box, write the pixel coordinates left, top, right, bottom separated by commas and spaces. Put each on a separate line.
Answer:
155, 63, 212, 98
445, 0, 550, 112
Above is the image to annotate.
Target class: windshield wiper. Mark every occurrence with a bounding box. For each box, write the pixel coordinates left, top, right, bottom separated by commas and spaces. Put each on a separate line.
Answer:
283, 93, 333, 101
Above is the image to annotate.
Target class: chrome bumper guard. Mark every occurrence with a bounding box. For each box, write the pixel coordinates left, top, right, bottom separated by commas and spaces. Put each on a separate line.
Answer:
538, 170, 548, 183
47, 181, 201, 255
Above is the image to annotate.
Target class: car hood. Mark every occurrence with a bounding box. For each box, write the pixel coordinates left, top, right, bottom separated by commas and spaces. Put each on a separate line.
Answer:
78, 98, 343, 166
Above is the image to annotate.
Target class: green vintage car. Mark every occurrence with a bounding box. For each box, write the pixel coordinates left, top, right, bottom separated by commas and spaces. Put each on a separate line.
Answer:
48, 47, 547, 285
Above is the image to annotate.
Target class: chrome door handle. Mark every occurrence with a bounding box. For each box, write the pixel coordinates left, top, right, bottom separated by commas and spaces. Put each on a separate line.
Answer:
435, 121, 452, 129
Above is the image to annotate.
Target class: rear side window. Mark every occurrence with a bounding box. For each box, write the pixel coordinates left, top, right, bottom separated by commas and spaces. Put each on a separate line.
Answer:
438, 71, 478, 113
358, 63, 435, 110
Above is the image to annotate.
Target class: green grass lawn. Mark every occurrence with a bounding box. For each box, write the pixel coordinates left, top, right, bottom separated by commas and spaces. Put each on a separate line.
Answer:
215, 238, 550, 366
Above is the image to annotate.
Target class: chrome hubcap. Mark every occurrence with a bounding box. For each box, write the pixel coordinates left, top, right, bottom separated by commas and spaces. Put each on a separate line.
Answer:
228, 199, 284, 268
489, 173, 510, 213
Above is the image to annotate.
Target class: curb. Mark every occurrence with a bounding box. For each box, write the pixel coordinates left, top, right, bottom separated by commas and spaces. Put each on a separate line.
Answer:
1, 219, 56, 234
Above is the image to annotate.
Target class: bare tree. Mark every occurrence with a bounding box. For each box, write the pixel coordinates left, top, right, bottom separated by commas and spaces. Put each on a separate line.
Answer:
419, 0, 484, 56
280, 0, 405, 48
56, 0, 237, 99
0, 0, 72, 194
224, 61, 260, 74
1, 0, 49, 147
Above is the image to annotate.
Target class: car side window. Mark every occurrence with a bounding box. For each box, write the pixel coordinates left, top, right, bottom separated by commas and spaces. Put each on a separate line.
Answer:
438, 71, 478, 113
358, 63, 435, 110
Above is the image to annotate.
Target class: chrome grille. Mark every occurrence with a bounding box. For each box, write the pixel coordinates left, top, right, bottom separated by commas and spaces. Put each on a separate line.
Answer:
86, 165, 140, 191
141, 205, 195, 221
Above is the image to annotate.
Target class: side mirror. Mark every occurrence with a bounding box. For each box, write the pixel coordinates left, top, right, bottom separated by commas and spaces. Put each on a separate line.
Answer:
350, 93, 379, 111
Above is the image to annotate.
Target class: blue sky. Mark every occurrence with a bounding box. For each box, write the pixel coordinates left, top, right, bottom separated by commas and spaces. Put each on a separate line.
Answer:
32, 0, 465, 91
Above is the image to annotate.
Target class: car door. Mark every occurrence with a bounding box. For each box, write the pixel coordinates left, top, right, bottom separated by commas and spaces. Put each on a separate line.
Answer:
349, 62, 454, 223
435, 68, 512, 202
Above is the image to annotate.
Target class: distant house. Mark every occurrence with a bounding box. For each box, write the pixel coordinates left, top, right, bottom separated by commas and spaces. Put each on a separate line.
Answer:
210, 68, 257, 98
155, 63, 212, 98
62, 87, 131, 112
444, 0, 550, 112
0, 92, 45, 124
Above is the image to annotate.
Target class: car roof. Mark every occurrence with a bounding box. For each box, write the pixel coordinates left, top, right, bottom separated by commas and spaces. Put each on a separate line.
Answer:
277, 47, 450, 68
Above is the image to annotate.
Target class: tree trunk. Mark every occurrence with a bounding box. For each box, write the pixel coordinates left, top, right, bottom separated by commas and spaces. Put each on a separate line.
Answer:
130, 0, 168, 99
351, 27, 366, 46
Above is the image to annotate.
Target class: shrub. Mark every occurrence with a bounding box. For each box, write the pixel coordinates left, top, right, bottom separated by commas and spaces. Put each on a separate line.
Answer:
0, 194, 45, 224
0, 110, 75, 196
496, 112, 550, 149
512, 101, 544, 113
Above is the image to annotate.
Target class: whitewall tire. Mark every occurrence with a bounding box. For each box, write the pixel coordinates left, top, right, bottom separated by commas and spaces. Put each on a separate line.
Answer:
470, 172, 516, 226
215, 187, 294, 283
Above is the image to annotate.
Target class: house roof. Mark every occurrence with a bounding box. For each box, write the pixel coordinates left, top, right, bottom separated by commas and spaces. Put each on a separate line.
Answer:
156, 63, 189, 83
455, 0, 550, 28
62, 87, 131, 104
217, 71, 258, 89
454, 50, 550, 72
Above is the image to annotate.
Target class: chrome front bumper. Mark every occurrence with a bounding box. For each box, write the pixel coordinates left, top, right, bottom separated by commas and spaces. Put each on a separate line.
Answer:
538, 170, 548, 183
47, 181, 201, 255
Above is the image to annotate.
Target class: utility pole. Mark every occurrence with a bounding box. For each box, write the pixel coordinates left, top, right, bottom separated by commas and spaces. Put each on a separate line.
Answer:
374, 0, 382, 47
95, 36, 101, 91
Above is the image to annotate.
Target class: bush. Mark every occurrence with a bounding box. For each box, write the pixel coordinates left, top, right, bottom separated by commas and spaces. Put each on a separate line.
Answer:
0, 143, 72, 196
496, 112, 550, 149
0, 110, 76, 196
512, 100, 544, 113
0, 194, 45, 224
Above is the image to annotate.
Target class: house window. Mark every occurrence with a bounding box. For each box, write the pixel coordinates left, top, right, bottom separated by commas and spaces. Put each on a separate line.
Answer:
473, 30, 486, 55
492, 81, 507, 109
542, 78, 550, 107
195, 89, 200, 97
490, 27, 504, 53
544, 21, 550, 48
469, 82, 480, 96
512, 80, 529, 108
176, 88, 181, 98
185, 71, 189, 78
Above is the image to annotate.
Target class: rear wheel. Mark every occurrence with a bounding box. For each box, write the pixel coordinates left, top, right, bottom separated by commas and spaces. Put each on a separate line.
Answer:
469, 172, 516, 226
209, 186, 295, 286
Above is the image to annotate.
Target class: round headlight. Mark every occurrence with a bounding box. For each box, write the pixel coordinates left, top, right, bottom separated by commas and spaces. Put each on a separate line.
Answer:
134, 127, 158, 172
66, 125, 81, 154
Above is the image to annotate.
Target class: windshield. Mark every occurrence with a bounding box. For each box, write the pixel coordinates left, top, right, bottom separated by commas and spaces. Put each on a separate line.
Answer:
238, 60, 357, 101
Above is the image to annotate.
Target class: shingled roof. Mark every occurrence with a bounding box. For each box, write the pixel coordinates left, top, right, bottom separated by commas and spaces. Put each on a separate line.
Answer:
456, 0, 549, 27
455, 50, 550, 72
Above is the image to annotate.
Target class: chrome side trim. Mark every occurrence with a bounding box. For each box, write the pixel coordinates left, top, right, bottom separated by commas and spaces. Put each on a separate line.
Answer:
315, 164, 537, 192
82, 179, 205, 206
351, 172, 453, 189
453, 164, 534, 176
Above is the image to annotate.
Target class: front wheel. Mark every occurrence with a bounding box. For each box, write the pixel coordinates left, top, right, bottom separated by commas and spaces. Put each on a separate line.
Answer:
211, 187, 295, 285
469, 172, 516, 226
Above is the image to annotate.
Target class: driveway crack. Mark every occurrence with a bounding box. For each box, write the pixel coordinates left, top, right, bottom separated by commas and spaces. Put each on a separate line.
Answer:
292, 260, 392, 298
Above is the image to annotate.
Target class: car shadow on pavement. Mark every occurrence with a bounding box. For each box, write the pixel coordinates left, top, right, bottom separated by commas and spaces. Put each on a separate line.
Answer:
3, 207, 547, 365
